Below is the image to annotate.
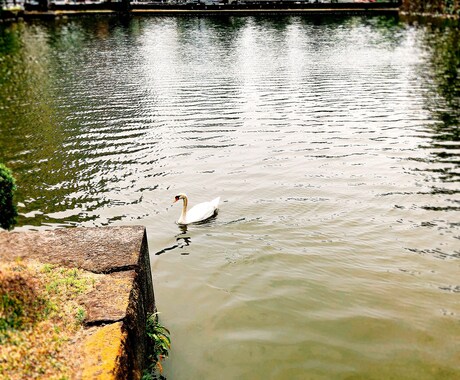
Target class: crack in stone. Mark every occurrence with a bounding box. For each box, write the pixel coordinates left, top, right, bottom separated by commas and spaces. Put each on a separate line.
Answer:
84, 318, 125, 327
99, 265, 138, 274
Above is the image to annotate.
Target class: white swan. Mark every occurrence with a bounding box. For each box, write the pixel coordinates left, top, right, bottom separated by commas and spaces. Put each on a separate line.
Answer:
173, 193, 220, 225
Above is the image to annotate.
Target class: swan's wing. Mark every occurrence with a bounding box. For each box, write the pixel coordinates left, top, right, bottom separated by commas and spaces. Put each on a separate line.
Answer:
186, 198, 220, 223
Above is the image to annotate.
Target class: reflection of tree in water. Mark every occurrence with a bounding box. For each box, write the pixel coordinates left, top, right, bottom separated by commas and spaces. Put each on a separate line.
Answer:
401, 0, 460, 15
428, 25, 459, 140
421, 22, 459, 141
416, 21, 459, 207
0, 19, 151, 227
0, 22, 65, 225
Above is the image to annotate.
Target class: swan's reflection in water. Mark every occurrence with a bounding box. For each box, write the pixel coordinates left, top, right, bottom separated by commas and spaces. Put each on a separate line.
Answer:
154, 216, 221, 256
155, 225, 191, 256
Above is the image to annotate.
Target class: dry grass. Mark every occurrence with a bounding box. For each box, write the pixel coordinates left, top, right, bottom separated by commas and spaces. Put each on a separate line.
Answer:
0, 260, 99, 380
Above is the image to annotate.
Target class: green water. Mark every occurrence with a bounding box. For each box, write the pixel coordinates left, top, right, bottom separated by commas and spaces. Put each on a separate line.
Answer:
1, 15, 459, 379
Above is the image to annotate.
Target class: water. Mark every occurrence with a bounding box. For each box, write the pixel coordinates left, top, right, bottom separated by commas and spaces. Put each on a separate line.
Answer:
1, 14, 459, 379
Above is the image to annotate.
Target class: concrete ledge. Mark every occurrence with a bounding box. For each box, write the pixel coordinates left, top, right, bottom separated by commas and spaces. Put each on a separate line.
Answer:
0, 226, 156, 380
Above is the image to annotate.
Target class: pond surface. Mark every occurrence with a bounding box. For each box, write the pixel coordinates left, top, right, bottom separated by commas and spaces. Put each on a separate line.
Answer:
0, 14, 459, 379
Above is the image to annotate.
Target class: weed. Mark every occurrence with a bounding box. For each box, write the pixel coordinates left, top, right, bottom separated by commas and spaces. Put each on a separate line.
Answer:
75, 307, 86, 325
42, 264, 55, 273
142, 312, 171, 380
45, 268, 90, 296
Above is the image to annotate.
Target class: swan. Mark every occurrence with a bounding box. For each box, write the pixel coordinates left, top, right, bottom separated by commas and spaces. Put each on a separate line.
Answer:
173, 193, 220, 225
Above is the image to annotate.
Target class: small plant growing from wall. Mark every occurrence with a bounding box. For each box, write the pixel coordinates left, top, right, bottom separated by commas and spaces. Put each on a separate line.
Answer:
143, 312, 171, 380
0, 163, 18, 230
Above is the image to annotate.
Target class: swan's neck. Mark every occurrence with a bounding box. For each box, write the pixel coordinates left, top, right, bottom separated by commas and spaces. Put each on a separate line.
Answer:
180, 196, 188, 223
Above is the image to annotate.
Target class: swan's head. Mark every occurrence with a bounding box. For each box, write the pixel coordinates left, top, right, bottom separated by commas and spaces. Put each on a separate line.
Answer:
173, 193, 187, 203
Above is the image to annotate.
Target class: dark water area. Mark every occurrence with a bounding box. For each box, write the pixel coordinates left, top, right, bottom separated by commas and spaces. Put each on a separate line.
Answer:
401, 0, 460, 15
1, 14, 459, 379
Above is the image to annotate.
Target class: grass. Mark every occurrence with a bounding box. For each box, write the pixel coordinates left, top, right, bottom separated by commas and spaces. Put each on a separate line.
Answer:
0, 260, 98, 379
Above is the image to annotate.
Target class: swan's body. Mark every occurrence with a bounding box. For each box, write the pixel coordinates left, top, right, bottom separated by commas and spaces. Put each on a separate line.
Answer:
173, 193, 220, 225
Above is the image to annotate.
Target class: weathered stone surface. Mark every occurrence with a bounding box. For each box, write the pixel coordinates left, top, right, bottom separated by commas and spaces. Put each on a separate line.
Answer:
81, 322, 126, 380
82, 271, 136, 325
0, 226, 156, 380
0, 226, 144, 273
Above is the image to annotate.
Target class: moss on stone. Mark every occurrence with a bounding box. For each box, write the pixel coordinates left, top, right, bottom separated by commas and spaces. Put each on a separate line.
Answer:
82, 322, 126, 380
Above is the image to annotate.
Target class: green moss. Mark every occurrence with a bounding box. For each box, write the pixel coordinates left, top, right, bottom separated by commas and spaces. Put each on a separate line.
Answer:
45, 267, 92, 296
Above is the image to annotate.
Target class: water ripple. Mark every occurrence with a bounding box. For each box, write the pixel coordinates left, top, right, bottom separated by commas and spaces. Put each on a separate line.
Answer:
1, 15, 460, 379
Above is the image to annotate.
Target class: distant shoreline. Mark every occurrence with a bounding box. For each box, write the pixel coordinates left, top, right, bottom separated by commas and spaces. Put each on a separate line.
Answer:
2, 1, 402, 20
